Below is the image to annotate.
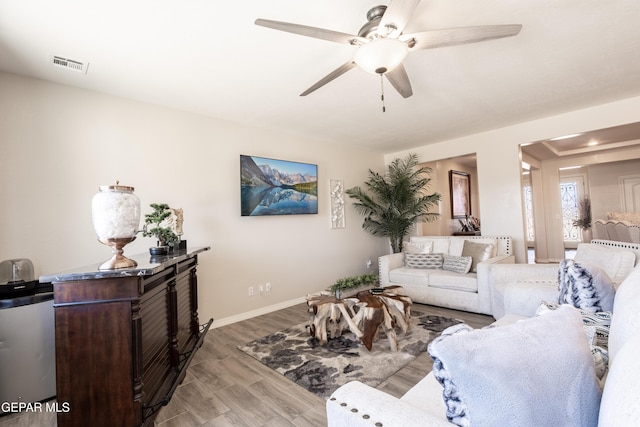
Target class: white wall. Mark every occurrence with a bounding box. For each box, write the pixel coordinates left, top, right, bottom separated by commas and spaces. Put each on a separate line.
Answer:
5, 70, 640, 322
386, 95, 640, 263
419, 158, 479, 236
0, 71, 388, 326
588, 159, 640, 220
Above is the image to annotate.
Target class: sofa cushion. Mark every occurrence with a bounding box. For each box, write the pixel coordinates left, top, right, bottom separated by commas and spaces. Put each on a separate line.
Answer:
410, 237, 450, 255
389, 267, 434, 287
404, 240, 433, 254
405, 253, 443, 269
427, 305, 602, 427
388, 267, 477, 292
461, 240, 494, 273
574, 243, 636, 285
558, 259, 615, 312
449, 237, 497, 257
442, 255, 472, 275
428, 270, 478, 293
501, 281, 558, 317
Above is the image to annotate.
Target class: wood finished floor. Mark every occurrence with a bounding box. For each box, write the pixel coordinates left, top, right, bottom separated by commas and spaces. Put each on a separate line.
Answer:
0, 303, 492, 427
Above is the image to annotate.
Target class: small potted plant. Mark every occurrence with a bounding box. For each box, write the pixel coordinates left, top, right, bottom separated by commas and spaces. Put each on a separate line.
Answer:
142, 203, 181, 255
328, 274, 379, 299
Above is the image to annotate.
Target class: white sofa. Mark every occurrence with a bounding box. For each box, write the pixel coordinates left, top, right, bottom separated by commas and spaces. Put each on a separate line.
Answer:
327, 256, 640, 427
378, 236, 513, 315
490, 240, 640, 319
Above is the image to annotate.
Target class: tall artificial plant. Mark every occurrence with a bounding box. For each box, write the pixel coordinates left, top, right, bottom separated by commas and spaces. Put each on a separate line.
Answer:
346, 153, 441, 253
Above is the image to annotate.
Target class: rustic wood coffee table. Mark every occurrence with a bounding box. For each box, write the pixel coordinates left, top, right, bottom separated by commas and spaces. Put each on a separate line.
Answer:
306, 286, 412, 351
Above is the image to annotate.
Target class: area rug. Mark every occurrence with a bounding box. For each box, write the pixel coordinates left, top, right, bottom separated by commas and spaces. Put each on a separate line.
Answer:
237, 310, 461, 398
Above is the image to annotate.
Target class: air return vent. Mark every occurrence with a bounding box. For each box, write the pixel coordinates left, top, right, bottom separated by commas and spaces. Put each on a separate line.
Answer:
50, 55, 89, 74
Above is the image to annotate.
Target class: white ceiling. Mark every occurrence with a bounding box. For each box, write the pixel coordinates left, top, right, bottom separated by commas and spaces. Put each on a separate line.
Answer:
2, 0, 640, 152
522, 121, 640, 161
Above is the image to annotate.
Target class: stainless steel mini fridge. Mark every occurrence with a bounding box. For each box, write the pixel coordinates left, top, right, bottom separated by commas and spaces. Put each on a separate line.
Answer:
0, 259, 56, 414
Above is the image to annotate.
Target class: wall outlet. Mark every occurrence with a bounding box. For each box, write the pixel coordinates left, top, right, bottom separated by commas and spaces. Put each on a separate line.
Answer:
248, 286, 254, 296
265, 282, 271, 293
259, 285, 264, 295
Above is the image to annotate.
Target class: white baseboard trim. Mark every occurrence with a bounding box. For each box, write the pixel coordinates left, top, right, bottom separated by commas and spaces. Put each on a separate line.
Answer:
211, 296, 307, 328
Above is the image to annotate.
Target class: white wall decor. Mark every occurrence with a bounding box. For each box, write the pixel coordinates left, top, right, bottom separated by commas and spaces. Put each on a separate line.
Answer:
330, 179, 345, 229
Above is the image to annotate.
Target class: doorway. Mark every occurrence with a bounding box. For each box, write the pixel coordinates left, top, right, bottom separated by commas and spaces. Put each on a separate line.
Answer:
522, 167, 587, 262
520, 121, 640, 262
560, 171, 588, 248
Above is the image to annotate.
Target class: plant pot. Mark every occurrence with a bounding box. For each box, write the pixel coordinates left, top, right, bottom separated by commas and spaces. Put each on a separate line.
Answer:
149, 246, 169, 256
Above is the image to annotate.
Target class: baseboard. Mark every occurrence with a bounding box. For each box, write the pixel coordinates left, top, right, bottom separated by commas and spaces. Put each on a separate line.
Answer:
212, 296, 307, 328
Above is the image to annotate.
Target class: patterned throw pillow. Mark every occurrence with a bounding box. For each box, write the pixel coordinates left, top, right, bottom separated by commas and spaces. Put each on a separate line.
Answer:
591, 345, 610, 382
557, 259, 615, 312
405, 253, 443, 269
442, 255, 472, 274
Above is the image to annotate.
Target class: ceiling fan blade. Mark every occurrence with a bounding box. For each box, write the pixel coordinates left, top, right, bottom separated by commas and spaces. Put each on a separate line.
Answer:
402, 24, 522, 50
377, 0, 420, 38
255, 19, 366, 45
385, 64, 413, 98
300, 60, 357, 96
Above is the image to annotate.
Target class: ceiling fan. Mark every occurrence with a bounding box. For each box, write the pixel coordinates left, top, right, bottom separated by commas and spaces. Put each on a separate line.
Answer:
255, 0, 522, 99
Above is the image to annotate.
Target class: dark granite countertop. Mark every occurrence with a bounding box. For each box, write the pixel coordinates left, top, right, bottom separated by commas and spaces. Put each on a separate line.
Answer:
39, 246, 210, 283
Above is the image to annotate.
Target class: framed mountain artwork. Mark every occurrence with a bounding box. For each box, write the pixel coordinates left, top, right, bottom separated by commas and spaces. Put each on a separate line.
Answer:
240, 155, 318, 216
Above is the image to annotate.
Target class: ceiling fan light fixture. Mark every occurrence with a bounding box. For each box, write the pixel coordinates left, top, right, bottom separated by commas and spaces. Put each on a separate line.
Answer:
353, 38, 408, 74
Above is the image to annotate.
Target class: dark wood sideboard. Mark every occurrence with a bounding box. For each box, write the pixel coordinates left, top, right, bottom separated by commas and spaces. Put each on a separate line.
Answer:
40, 247, 212, 427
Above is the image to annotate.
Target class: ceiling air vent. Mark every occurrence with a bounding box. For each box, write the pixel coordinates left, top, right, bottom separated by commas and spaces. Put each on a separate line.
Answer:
50, 55, 89, 74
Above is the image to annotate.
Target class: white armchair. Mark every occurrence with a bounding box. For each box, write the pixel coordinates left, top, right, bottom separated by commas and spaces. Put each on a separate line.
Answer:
489, 240, 640, 319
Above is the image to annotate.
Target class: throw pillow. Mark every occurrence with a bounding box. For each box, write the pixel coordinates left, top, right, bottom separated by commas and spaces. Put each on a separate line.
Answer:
449, 237, 498, 257
427, 305, 602, 427
536, 301, 611, 382
461, 240, 494, 273
404, 253, 443, 269
591, 345, 610, 384
442, 255, 472, 274
536, 301, 611, 349
557, 259, 616, 312
403, 240, 433, 254
409, 238, 450, 254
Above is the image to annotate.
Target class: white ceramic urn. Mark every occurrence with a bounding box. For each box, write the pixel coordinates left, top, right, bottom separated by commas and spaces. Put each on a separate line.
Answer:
91, 182, 140, 269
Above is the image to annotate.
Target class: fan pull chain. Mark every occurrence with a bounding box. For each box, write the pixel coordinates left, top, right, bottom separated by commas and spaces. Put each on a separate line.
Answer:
380, 74, 386, 113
